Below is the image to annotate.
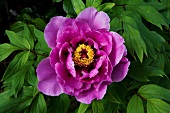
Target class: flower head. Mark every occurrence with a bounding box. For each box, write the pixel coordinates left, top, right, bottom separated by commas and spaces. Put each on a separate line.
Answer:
36, 7, 130, 104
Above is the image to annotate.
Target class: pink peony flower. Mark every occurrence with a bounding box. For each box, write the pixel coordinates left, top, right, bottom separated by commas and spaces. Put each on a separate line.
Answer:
36, 7, 130, 104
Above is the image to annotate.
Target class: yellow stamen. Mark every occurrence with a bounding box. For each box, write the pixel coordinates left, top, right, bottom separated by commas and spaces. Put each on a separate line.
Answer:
73, 44, 94, 67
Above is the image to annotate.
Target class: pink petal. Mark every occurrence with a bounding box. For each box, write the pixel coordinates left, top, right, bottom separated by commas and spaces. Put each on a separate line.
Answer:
77, 7, 110, 31
44, 16, 67, 48
89, 69, 98, 78
111, 57, 130, 82
87, 38, 99, 50
109, 32, 126, 66
109, 45, 126, 66
66, 51, 76, 77
74, 83, 91, 96
75, 19, 91, 33
70, 36, 87, 49
99, 30, 112, 55
55, 63, 83, 94
76, 85, 107, 104
36, 58, 63, 96
59, 42, 71, 64
86, 31, 108, 47
50, 47, 60, 68
56, 19, 79, 48
111, 32, 124, 49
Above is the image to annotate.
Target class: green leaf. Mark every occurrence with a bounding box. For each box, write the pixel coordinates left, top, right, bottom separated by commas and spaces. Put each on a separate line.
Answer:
92, 100, 104, 113
120, 15, 148, 61
3, 61, 34, 97
84, 109, 93, 113
150, 31, 165, 51
34, 55, 46, 67
161, 0, 170, 24
63, 0, 76, 16
71, 0, 85, 14
86, 0, 102, 7
151, 53, 165, 69
104, 89, 120, 104
146, 0, 166, 10
109, 6, 125, 18
138, 84, 170, 101
9, 67, 28, 97
2, 51, 30, 80
23, 25, 34, 50
6, 30, 30, 50
128, 62, 166, 82
0, 43, 19, 62
45, 6, 57, 19
147, 99, 170, 113
164, 53, 170, 74
21, 7, 33, 14
127, 0, 144, 5
0, 96, 33, 113
27, 66, 38, 86
104, 102, 118, 113
48, 97, 60, 113
27, 24, 37, 41
127, 81, 141, 90
10, 21, 24, 32
130, 5, 168, 29
48, 94, 70, 113
78, 103, 89, 113
28, 52, 36, 60
34, 29, 51, 54
20, 86, 38, 97
0, 90, 10, 99
32, 18, 46, 30
107, 83, 127, 110
97, 3, 115, 12
110, 17, 122, 32
52, 0, 62, 2
56, 94, 70, 113
126, 13, 157, 59
30, 94, 47, 113
123, 22, 147, 62
114, 0, 129, 5
20, 13, 32, 23
127, 95, 144, 113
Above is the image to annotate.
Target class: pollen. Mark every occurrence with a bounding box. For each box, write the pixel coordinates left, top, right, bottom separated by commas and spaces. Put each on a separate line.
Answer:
73, 44, 94, 67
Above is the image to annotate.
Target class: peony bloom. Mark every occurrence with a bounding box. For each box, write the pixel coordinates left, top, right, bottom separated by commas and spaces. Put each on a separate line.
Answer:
36, 7, 130, 104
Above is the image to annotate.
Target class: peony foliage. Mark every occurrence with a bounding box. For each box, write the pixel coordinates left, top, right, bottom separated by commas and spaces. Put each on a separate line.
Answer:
0, 0, 170, 113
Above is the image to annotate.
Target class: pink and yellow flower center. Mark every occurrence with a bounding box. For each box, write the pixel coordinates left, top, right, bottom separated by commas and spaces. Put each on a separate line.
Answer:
73, 44, 94, 67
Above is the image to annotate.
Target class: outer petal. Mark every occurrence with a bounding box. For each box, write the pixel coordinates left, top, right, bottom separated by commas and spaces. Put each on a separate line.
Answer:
109, 32, 125, 66
111, 57, 130, 82
77, 7, 110, 31
50, 47, 60, 68
111, 32, 124, 49
109, 45, 126, 66
55, 63, 83, 94
44, 16, 67, 48
36, 58, 63, 96
98, 30, 112, 55
76, 85, 107, 104
56, 19, 79, 48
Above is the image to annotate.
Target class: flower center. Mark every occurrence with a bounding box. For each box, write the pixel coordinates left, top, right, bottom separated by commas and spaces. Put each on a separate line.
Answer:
73, 44, 94, 67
